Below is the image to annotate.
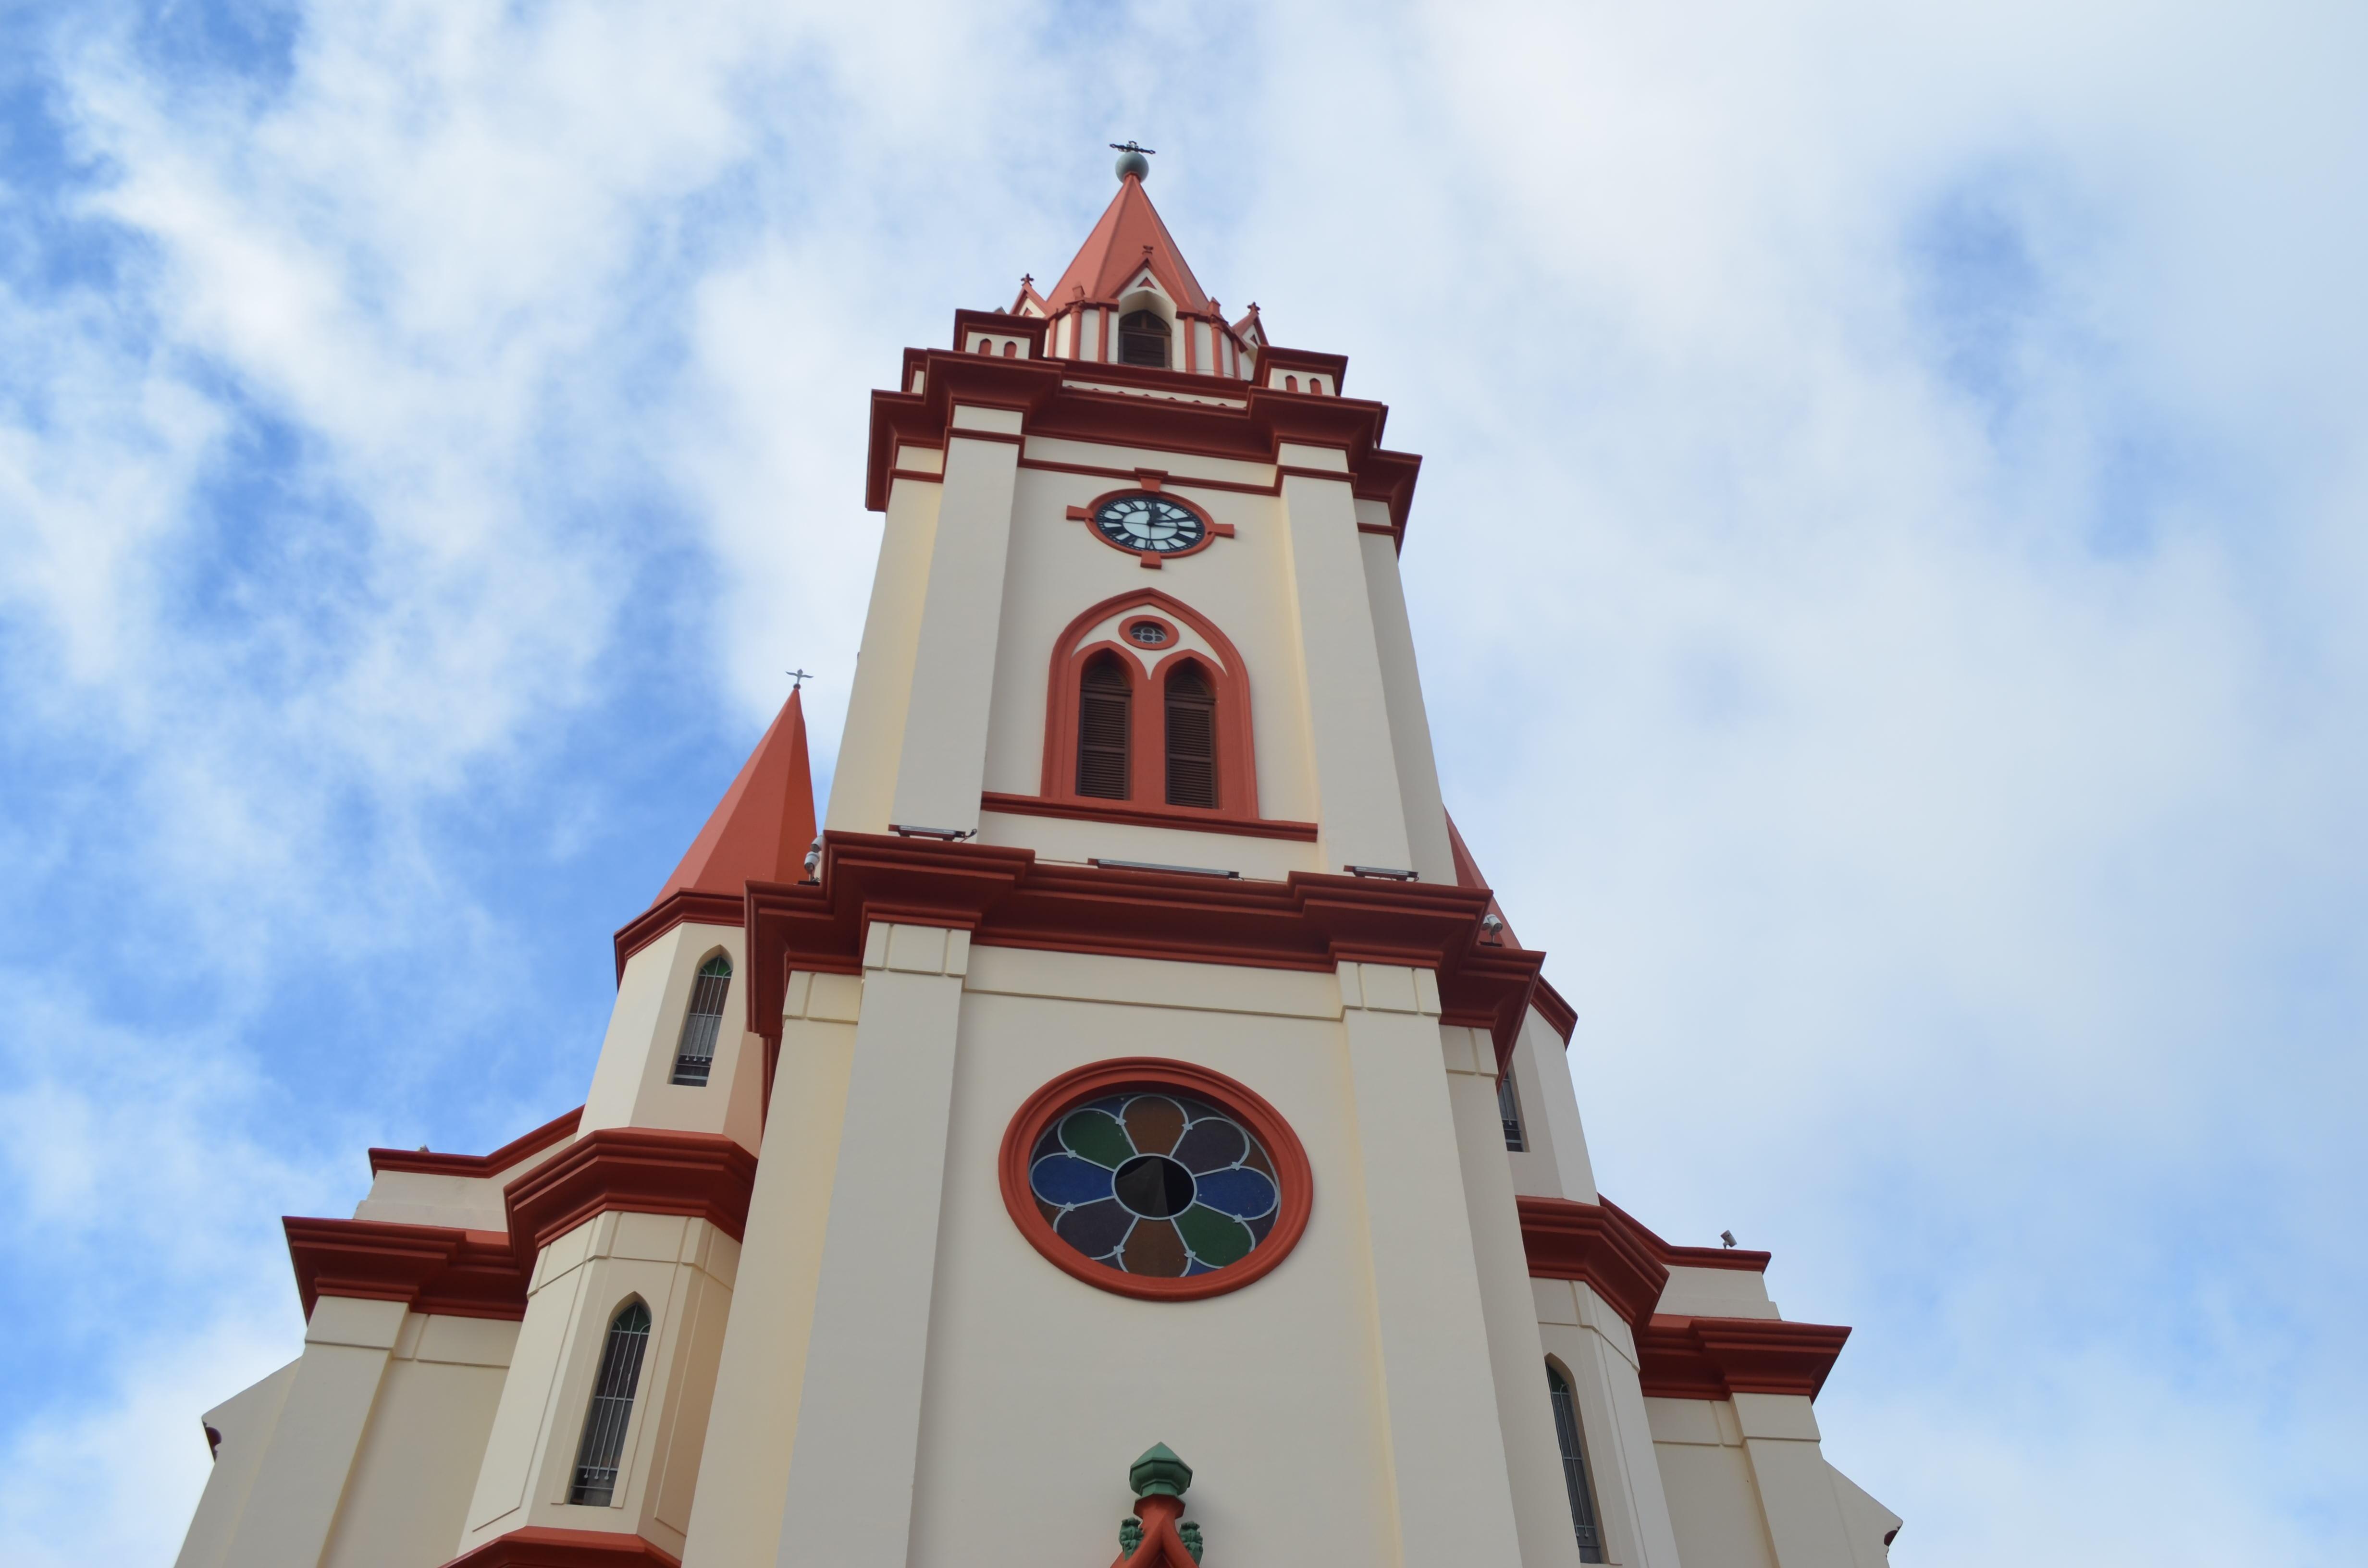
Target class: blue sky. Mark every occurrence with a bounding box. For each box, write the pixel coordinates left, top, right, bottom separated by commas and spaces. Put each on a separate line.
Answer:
2, 1, 2363, 1562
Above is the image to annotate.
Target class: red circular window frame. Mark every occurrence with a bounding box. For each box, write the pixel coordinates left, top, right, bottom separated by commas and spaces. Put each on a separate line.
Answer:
1078, 488, 1223, 564
998, 1057, 1313, 1301
1123, 614, 1178, 648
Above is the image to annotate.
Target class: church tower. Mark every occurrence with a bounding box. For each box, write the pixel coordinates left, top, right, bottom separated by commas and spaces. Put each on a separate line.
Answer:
177, 152, 1902, 1568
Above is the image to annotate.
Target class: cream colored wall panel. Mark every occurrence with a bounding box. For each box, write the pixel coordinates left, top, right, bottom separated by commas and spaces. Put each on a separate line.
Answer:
1830, 1462, 1905, 1568
173, 1360, 296, 1568
1658, 1264, 1779, 1320
221, 1297, 406, 1568
320, 1351, 507, 1568
962, 943, 1341, 1019
680, 1014, 857, 1568
1542, 1308, 1683, 1568
1517, 1010, 1598, 1204
974, 806, 1320, 879
900, 985, 1395, 1568
827, 474, 942, 833
1446, 1029, 1587, 1568
1358, 528, 1455, 884
1657, 1441, 1781, 1568
416, 1314, 519, 1369
769, 945, 967, 1568
1279, 471, 1416, 872
888, 432, 1024, 831
1743, 1433, 1864, 1568
1017, 434, 1273, 489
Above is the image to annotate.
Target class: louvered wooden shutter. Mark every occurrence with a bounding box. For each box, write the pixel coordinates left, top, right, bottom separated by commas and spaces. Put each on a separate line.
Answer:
1077, 657, 1131, 798
1165, 665, 1217, 808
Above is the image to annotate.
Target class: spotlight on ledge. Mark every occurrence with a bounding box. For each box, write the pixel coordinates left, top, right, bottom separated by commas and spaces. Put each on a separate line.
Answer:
1720, 1231, 1738, 1249
889, 824, 977, 841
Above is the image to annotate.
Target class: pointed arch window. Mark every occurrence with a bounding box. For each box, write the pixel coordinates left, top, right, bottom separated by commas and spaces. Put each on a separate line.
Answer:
1498, 1071, 1526, 1151
1119, 310, 1171, 368
1077, 653, 1132, 799
1164, 663, 1217, 808
569, 1301, 653, 1507
1547, 1361, 1606, 1561
670, 955, 732, 1087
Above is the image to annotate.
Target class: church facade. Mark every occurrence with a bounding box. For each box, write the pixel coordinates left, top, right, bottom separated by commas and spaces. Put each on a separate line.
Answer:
176, 157, 1902, 1568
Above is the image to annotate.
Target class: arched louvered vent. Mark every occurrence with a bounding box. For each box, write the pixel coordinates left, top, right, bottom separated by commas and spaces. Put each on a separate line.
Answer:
1119, 310, 1171, 368
1164, 663, 1216, 808
670, 954, 732, 1087
569, 1301, 653, 1507
1077, 654, 1131, 799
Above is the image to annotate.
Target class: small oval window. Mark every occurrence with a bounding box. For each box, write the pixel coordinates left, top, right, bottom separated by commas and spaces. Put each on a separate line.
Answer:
1127, 620, 1169, 646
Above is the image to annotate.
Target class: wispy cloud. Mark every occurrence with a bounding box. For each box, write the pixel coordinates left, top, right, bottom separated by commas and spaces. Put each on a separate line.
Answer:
1, 1, 2361, 1563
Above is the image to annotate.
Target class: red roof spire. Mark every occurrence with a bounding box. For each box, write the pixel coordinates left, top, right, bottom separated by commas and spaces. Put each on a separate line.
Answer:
650, 687, 817, 906
1047, 172, 1212, 314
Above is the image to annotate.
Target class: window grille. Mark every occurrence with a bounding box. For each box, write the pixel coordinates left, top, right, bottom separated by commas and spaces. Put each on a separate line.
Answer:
1498, 1071, 1526, 1151
1077, 654, 1132, 799
1119, 309, 1171, 368
670, 955, 732, 1086
1547, 1363, 1606, 1561
1164, 664, 1216, 808
569, 1301, 653, 1507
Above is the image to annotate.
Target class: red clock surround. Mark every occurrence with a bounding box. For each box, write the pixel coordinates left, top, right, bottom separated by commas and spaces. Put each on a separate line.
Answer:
1065, 484, 1233, 567
998, 1057, 1313, 1302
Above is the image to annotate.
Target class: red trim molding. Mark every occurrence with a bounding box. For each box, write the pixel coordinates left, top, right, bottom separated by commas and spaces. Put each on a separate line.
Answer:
613, 888, 746, 980
1636, 1315, 1852, 1401
1602, 1196, 1773, 1273
439, 1527, 681, 1568
998, 1058, 1313, 1301
980, 792, 1318, 842
1531, 977, 1577, 1044
1515, 1196, 1669, 1329
285, 1218, 528, 1321
369, 1107, 582, 1178
1039, 588, 1262, 819
291, 1128, 758, 1321
744, 834, 1543, 1065
505, 1128, 759, 1253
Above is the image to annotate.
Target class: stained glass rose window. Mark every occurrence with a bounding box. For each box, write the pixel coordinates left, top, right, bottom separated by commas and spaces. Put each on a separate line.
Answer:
1003, 1061, 1311, 1298
1027, 1091, 1281, 1276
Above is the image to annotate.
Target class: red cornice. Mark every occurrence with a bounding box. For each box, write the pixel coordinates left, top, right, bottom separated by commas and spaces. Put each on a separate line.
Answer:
1514, 1196, 1669, 1329
1635, 1315, 1852, 1402
744, 833, 1542, 1066
504, 1127, 759, 1253
284, 1217, 527, 1321
980, 791, 1320, 842
292, 1129, 759, 1321
613, 888, 747, 980
369, 1106, 582, 1178
863, 350, 1422, 539
1531, 976, 1577, 1044
439, 1527, 681, 1568
1601, 1196, 1773, 1273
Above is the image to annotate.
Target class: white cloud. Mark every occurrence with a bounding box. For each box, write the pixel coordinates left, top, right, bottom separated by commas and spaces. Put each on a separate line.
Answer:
2, 0, 2362, 1562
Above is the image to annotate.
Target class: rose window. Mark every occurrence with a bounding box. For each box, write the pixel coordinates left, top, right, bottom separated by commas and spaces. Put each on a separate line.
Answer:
1001, 1061, 1310, 1299
1028, 1092, 1279, 1275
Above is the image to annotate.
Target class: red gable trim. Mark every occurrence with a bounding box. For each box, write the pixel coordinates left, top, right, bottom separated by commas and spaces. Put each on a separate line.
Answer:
505, 1128, 759, 1253
744, 833, 1543, 1067
1601, 1195, 1773, 1273
1636, 1315, 1853, 1402
439, 1527, 681, 1568
291, 1130, 759, 1322
368, 1106, 582, 1178
1516, 1196, 1669, 1328
285, 1218, 526, 1321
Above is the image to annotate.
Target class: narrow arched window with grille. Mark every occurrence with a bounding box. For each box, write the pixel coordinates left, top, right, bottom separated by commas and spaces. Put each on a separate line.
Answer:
1077, 653, 1132, 799
1119, 309, 1171, 368
670, 954, 732, 1087
569, 1301, 653, 1507
1547, 1361, 1607, 1561
1498, 1071, 1527, 1151
1164, 663, 1217, 808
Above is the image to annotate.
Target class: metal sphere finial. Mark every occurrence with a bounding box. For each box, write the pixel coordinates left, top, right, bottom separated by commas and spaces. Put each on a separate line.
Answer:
1110, 140, 1155, 183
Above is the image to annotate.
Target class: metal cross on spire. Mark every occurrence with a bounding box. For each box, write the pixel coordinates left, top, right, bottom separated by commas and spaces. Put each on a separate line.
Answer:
1110, 141, 1155, 182
786, 668, 813, 691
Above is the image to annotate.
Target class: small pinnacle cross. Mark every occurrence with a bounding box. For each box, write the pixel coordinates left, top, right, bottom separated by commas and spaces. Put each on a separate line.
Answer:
787, 668, 813, 690
1110, 140, 1156, 157
1021, 273, 1034, 287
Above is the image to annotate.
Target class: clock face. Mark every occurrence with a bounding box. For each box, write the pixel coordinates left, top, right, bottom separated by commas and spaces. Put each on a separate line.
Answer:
1094, 493, 1206, 554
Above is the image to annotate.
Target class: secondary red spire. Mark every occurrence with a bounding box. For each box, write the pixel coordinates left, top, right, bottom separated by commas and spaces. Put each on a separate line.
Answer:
1047, 172, 1212, 313
651, 687, 817, 905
